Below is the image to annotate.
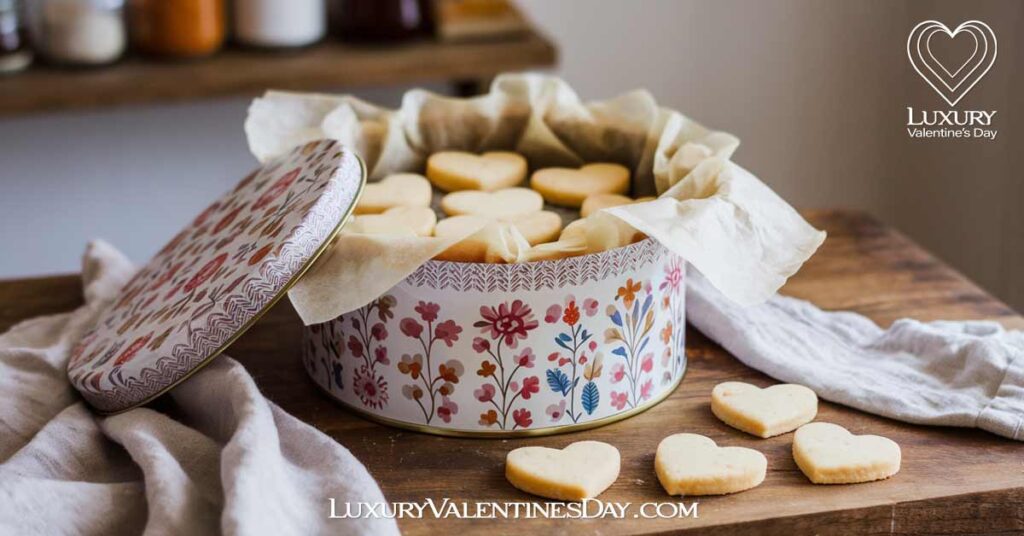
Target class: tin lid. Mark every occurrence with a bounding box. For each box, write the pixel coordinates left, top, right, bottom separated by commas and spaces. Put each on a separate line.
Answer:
67, 140, 364, 413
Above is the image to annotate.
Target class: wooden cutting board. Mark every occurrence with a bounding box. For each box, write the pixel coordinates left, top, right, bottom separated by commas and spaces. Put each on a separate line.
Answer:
1, 210, 1021, 535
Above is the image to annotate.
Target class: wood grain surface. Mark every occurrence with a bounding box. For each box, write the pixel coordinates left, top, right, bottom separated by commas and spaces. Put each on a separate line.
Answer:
0, 32, 556, 117
1, 210, 1022, 535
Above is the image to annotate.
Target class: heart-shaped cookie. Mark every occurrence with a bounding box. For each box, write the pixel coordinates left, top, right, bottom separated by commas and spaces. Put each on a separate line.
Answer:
440, 187, 543, 219
579, 194, 655, 218
511, 210, 563, 245
505, 441, 620, 501
426, 151, 528, 192
655, 433, 766, 496
793, 422, 901, 484
711, 382, 818, 438
344, 206, 437, 237
530, 163, 631, 208
354, 173, 432, 215
434, 216, 530, 263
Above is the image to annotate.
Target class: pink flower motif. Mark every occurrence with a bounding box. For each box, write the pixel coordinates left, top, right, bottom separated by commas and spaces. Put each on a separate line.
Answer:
400, 318, 423, 339
610, 363, 626, 384
544, 304, 562, 324
183, 252, 227, 293
347, 335, 364, 358
370, 322, 388, 341
434, 320, 462, 347
512, 408, 533, 428
588, 340, 598, 352
546, 400, 567, 422
352, 366, 388, 409
515, 348, 535, 368
640, 353, 654, 373
610, 391, 629, 410
509, 381, 519, 393
437, 397, 458, 423
640, 379, 654, 400
474, 384, 496, 402
583, 298, 600, 317
415, 301, 440, 322
254, 167, 299, 210
475, 300, 539, 348
660, 259, 684, 294
473, 337, 490, 353
520, 376, 540, 400
374, 346, 389, 365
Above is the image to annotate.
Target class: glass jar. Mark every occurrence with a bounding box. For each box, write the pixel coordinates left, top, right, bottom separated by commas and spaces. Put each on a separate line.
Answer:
234, 0, 326, 49
27, 0, 126, 66
329, 0, 433, 43
128, 0, 225, 59
0, 0, 32, 74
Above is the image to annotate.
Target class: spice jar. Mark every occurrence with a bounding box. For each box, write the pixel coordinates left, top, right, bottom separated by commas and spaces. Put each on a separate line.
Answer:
27, 0, 126, 66
0, 0, 32, 74
234, 0, 326, 49
329, 0, 433, 43
128, 0, 225, 59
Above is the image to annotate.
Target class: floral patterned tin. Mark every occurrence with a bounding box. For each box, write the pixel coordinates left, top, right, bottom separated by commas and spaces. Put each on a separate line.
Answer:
68, 140, 365, 413
302, 238, 687, 437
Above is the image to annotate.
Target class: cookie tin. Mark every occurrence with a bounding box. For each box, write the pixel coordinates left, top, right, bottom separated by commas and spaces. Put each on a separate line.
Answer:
68, 140, 365, 413
302, 238, 687, 437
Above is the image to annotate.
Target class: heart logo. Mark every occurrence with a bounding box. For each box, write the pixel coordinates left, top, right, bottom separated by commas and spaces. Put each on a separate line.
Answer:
907, 20, 997, 107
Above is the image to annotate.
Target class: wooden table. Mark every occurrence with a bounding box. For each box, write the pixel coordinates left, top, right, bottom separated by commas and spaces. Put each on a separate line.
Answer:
0, 31, 556, 116
1, 210, 1022, 534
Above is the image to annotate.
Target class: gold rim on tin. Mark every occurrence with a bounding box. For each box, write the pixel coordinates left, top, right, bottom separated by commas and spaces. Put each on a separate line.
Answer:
311, 365, 687, 438
97, 152, 367, 416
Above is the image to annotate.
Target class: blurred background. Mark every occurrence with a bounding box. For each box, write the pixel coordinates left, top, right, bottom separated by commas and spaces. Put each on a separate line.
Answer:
0, 0, 1021, 311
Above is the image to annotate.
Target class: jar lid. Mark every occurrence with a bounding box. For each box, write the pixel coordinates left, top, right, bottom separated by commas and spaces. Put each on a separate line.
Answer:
67, 140, 364, 413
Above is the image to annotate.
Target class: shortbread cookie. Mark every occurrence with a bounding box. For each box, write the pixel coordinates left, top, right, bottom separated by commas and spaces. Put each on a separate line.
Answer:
510, 210, 563, 245
506, 441, 620, 501
793, 423, 901, 484
711, 382, 818, 438
580, 194, 632, 218
426, 151, 528, 192
530, 163, 631, 208
354, 173, 432, 215
579, 194, 656, 218
433, 216, 529, 263
344, 206, 437, 237
440, 187, 544, 219
655, 433, 767, 496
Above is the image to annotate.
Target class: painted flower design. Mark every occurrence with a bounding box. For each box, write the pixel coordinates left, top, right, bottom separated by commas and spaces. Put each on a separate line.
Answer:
184, 252, 228, 293
475, 300, 538, 348
353, 365, 388, 409
253, 167, 300, 210
472, 300, 540, 430
113, 333, 153, 367
396, 302, 464, 424
512, 408, 533, 429
546, 400, 567, 422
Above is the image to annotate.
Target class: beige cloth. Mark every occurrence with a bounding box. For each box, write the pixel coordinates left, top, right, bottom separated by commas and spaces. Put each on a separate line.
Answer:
0, 241, 399, 536
245, 74, 825, 324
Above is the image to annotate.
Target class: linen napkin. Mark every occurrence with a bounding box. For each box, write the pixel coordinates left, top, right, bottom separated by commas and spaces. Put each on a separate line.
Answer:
0, 241, 400, 536
687, 271, 1024, 441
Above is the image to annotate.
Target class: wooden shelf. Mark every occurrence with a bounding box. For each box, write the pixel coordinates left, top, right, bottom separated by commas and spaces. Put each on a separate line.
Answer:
0, 31, 556, 117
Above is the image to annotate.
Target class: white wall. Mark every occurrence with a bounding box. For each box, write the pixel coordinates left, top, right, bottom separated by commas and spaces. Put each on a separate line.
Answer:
0, 0, 1021, 312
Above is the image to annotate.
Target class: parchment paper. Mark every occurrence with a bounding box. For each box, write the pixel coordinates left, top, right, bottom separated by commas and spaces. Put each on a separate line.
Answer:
245, 74, 825, 324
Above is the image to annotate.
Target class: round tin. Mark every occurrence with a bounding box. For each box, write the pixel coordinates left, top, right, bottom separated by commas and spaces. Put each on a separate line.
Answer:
68, 140, 365, 413
302, 238, 687, 437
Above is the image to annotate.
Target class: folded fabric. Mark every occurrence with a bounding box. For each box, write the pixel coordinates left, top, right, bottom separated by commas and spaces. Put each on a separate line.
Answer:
0, 241, 400, 536
687, 271, 1024, 441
